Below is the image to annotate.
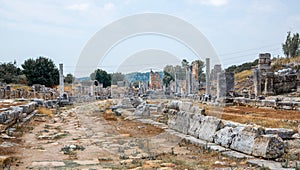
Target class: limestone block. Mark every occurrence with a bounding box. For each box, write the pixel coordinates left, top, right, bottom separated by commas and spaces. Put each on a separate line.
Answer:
156, 102, 165, 112
119, 98, 133, 108
167, 100, 182, 111
197, 116, 223, 142
179, 102, 192, 112
265, 128, 294, 139
190, 106, 205, 115
214, 127, 237, 148
134, 105, 150, 116
230, 126, 264, 155
20, 102, 36, 114
188, 113, 205, 137
131, 97, 143, 108
168, 111, 191, 134
252, 134, 284, 159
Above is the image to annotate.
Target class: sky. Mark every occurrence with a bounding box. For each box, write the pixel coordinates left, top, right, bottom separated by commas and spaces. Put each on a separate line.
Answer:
0, 0, 300, 76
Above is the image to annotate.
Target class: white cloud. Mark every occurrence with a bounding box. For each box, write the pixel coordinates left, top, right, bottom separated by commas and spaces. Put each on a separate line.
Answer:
67, 3, 90, 12
103, 2, 115, 11
192, 0, 229, 6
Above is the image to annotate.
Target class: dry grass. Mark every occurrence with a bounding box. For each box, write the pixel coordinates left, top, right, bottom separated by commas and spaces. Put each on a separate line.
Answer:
205, 105, 300, 131
10, 84, 31, 91
235, 70, 252, 82
37, 107, 53, 117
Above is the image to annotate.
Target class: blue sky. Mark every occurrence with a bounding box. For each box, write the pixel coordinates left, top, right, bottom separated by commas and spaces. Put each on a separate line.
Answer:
0, 0, 300, 76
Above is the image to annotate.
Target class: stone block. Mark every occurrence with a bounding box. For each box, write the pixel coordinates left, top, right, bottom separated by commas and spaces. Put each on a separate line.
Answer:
156, 102, 164, 112
214, 127, 237, 148
119, 98, 133, 108
197, 116, 223, 142
168, 111, 191, 134
230, 126, 264, 155
190, 106, 205, 115
188, 113, 204, 137
131, 97, 143, 108
134, 105, 150, 116
179, 102, 192, 112
167, 100, 182, 111
20, 102, 36, 114
265, 128, 294, 139
252, 134, 284, 159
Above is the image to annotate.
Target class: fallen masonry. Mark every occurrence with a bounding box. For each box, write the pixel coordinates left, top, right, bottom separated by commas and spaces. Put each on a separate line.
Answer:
112, 98, 299, 169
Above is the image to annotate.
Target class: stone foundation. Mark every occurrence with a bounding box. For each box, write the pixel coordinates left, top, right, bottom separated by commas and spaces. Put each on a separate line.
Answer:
166, 100, 290, 159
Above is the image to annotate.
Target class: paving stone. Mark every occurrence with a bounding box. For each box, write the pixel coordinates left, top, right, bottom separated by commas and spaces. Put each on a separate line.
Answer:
222, 150, 253, 159
31, 161, 65, 167
247, 159, 293, 170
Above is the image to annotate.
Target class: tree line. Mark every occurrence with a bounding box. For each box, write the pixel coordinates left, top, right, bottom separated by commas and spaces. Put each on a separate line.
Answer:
1, 31, 298, 87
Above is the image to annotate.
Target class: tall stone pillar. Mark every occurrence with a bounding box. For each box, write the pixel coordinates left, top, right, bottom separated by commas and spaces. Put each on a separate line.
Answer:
225, 72, 235, 93
253, 68, 261, 97
205, 58, 210, 95
59, 63, 64, 97
217, 72, 226, 99
264, 72, 274, 96
186, 66, 192, 95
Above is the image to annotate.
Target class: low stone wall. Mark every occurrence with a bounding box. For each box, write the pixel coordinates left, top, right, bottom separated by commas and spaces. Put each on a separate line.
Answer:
166, 100, 291, 159
0, 102, 38, 130
233, 98, 300, 110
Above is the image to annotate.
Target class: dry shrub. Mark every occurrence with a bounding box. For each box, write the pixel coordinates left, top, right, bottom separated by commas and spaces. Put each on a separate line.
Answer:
37, 107, 53, 117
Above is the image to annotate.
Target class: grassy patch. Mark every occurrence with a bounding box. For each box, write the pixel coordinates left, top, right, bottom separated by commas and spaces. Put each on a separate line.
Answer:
37, 107, 53, 117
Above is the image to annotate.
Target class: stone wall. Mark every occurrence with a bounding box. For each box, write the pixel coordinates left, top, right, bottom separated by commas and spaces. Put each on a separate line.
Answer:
0, 88, 58, 100
0, 102, 38, 131
273, 74, 298, 94
166, 100, 291, 159
233, 98, 300, 110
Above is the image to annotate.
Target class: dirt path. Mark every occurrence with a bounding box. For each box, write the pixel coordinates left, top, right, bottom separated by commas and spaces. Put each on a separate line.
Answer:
0, 101, 258, 169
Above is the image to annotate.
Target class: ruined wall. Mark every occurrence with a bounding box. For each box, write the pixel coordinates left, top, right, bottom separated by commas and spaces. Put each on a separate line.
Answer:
0, 102, 37, 131
0, 88, 58, 100
166, 100, 292, 159
273, 74, 298, 94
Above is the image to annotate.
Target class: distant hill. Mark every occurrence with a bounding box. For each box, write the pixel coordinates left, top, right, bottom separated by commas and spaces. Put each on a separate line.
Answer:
75, 77, 91, 82
125, 71, 163, 83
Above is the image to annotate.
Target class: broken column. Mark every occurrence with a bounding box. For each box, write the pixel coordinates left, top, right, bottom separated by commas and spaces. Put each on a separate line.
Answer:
59, 63, 64, 97
206, 58, 210, 95
192, 61, 199, 94
217, 72, 234, 100
217, 72, 226, 99
253, 68, 261, 97
225, 72, 234, 93
186, 66, 192, 95
213, 64, 222, 81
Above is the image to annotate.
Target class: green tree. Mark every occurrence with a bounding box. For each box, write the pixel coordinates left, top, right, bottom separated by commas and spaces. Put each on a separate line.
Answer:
181, 59, 189, 67
163, 70, 174, 87
111, 72, 125, 85
192, 60, 205, 82
0, 61, 21, 84
64, 73, 74, 84
282, 31, 300, 58
22, 56, 59, 87
90, 69, 111, 87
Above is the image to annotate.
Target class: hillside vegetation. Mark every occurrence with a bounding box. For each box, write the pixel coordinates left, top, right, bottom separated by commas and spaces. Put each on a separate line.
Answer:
227, 55, 300, 93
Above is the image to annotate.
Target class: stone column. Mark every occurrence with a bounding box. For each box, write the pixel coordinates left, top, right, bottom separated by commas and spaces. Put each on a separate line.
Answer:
59, 63, 64, 97
185, 66, 192, 95
225, 72, 235, 93
217, 72, 226, 99
264, 72, 274, 96
206, 58, 210, 95
253, 68, 261, 97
